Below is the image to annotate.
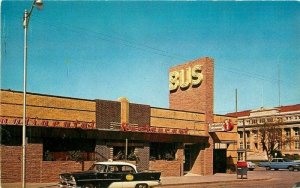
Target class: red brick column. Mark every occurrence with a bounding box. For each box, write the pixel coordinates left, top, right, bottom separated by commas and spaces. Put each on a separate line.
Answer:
169, 57, 214, 175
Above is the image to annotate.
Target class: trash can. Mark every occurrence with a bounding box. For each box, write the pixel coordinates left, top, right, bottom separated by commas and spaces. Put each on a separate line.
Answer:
236, 161, 248, 179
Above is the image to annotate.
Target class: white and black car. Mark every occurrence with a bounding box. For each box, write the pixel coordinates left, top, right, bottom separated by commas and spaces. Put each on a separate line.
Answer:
59, 161, 161, 188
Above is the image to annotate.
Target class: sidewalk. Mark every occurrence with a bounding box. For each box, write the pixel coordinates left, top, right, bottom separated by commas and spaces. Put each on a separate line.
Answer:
1, 172, 271, 188
160, 172, 271, 187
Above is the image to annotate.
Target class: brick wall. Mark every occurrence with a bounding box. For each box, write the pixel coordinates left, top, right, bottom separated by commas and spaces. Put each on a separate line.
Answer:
0, 146, 22, 183
129, 103, 150, 126
41, 161, 94, 182
169, 57, 214, 175
0, 144, 94, 183
95, 141, 111, 161
149, 160, 182, 177
96, 100, 120, 129
136, 144, 150, 171
169, 57, 214, 115
0, 90, 95, 123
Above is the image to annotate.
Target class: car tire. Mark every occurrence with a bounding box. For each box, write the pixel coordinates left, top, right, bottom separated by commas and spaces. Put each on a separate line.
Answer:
274, 168, 279, 171
266, 166, 271, 170
83, 184, 95, 188
135, 184, 149, 188
288, 166, 294, 171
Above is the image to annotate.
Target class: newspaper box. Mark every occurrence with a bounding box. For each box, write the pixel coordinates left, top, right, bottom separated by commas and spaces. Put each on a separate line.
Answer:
236, 161, 248, 179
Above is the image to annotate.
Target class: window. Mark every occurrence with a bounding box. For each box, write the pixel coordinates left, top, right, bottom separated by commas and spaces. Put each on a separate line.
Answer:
238, 152, 243, 161
150, 143, 176, 160
246, 131, 250, 140
43, 138, 96, 161
238, 132, 243, 139
113, 146, 136, 161
285, 129, 291, 137
295, 140, 300, 150
295, 129, 299, 137
239, 142, 244, 149
252, 119, 257, 124
246, 142, 250, 150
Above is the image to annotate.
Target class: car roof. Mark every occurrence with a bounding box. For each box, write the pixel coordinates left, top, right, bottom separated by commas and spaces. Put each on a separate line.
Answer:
93, 161, 137, 169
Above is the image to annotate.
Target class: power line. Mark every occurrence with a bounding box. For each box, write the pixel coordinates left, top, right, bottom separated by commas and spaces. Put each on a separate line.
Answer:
33, 19, 298, 87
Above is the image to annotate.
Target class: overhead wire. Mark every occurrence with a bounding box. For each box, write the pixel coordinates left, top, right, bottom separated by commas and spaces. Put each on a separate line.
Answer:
33, 18, 298, 87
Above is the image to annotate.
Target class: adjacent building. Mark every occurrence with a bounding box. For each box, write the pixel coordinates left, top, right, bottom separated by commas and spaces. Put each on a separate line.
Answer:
227, 105, 300, 161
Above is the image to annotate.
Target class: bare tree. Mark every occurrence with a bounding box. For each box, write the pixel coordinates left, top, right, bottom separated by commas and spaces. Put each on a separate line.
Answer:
258, 120, 293, 161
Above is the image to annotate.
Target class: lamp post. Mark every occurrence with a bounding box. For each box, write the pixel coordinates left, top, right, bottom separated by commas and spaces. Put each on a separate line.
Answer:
22, 1, 43, 187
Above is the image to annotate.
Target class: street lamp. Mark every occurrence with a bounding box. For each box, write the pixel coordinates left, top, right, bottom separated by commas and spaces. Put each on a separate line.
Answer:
22, 0, 43, 187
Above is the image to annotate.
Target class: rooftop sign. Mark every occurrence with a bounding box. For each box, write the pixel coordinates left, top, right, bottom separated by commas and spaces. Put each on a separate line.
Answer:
169, 64, 203, 91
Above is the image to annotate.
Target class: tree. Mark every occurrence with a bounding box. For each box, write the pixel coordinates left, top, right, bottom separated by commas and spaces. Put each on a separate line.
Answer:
258, 119, 293, 161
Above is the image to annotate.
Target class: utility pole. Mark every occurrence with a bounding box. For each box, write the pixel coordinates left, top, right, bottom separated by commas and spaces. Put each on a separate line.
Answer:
243, 119, 247, 161
278, 64, 281, 107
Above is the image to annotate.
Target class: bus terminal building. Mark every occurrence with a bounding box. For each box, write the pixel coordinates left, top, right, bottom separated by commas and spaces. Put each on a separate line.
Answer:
0, 57, 238, 183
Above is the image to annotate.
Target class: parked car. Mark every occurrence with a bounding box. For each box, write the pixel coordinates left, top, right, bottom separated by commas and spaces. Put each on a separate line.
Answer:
247, 161, 256, 171
292, 182, 300, 188
258, 158, 300, 171
59, 160, 161, 188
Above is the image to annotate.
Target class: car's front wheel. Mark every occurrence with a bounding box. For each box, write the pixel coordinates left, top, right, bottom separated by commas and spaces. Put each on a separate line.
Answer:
266, 166, 271, 170
82, 184, 95, 188
135, 183, 149, 188
288, 166, 294, 171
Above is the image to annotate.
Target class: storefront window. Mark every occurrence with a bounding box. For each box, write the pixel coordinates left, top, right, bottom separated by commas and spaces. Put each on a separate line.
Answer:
150, 143, 176, 161
113, 146, 137, 161
43, 138, 96, 161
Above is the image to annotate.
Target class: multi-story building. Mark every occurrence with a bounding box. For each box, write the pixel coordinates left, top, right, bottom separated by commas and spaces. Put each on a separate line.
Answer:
227, 104, 300, 161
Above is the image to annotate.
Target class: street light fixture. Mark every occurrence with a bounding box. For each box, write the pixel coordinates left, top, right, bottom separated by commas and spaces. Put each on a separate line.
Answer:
22, 0, 43, 187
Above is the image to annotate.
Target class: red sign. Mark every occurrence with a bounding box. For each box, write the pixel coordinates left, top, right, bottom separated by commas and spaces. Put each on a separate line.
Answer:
121, 123, 189, 135
223, 119, 234, 131
0, 116, 95, 129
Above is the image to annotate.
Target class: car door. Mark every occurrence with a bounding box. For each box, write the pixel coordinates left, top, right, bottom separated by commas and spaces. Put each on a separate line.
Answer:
120, 165, 137, 188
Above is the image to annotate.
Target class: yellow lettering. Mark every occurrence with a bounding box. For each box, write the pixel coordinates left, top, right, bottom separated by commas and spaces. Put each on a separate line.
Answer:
169, 71, 180, 91
179, 67, 191, 89
191, 65, 203, 86
169, 64, 204, 91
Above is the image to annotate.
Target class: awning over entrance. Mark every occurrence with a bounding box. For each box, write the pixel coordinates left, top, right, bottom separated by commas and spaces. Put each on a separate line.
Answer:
1, 125, 209, 144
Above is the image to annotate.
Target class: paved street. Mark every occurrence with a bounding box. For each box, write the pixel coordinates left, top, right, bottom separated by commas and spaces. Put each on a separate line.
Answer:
1, 168, 299, 188
160, 168, 300, 188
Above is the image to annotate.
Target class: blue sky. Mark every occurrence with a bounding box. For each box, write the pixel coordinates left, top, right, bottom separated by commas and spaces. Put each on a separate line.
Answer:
1, 1, 300, 114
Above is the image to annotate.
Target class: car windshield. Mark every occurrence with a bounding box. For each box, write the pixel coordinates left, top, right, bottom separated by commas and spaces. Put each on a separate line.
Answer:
89, 164, 107, 172
284, 158, 293, 162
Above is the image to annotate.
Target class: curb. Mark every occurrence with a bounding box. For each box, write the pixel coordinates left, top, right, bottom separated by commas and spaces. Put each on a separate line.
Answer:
159, 177, 272, 187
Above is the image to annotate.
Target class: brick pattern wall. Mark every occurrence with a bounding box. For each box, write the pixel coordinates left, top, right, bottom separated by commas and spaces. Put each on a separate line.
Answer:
149, 160, 181, 177
136, 144, 150, 171
95, 141, 111, 161
129, 103, 150, 126
96, 100, 121, 129
0, 90, 95, 123
169, 57, 214, 115
169, 57, 214, 176
41, 161, 94, 182
0, 144, 94, 183
0, 146, 22, 183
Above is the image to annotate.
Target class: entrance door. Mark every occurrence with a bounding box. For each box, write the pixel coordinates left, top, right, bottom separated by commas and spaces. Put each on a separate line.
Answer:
213, 149, 227, 173
184, 145, 192, 172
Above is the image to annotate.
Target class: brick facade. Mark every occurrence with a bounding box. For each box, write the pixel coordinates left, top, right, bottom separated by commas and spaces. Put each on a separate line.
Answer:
136, 144, 150, 171
0, 144, 94, 183
0, 56, 225, 183
96, 99, 121, 129
169, 57, 214, 175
